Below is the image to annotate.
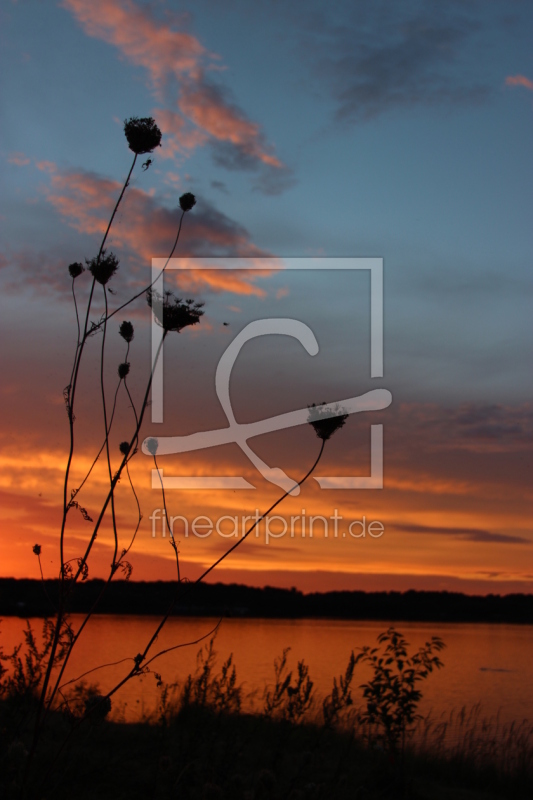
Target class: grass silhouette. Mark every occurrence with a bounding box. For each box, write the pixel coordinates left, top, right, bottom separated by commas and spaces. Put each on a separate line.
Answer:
2, 629, 532, 798
2, 114, 347, 795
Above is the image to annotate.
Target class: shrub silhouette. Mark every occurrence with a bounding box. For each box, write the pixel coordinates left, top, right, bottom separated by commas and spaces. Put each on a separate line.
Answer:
355, 626, 445, 752
263, 648, 314, 722
179, 637, 242, 714
322, 651, 356, 727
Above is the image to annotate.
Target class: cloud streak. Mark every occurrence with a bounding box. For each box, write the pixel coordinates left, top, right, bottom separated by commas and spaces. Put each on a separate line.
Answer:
63, 0, 287, 184
7, 152, 30, 167
41, 165, 273, 296
392, 522, 529, 545
506, 74, 533, 91
301, 5, 490, 123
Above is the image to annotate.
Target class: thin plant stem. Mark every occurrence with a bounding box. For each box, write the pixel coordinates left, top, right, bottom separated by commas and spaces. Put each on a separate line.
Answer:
99, 283, 120, 569
44, 332, 169, 713
72, 354, 126, 500
61, 153, 137, 564
96, 439, 326, 707
122, 460, 142, 557
42, 620, 222, 792
35, 554, 56, 615
34, 153, 140, 750
193, 440, 325, 587
42, 200, 189, 723
153, 453, 181, 582
58, 618, 221, 697
98, 207, 187, 329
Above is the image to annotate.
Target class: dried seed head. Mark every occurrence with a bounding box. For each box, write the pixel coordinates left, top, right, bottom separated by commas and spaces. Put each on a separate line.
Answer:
33, 544, 42, 556
179, 192, 196, 212
307, 402, 348, 441
124, 116, 162, 155
68, 262, 84, 279
119, 441, 130, 456
119, 321, 134, 342
145, 437, 159, 456
147, 288, 204, 333
86, 250, 119, 286
118, 362, 130, 379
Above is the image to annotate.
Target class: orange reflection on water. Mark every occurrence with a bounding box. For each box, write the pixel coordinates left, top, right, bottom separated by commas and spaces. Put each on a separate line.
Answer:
1, 616, 531, 727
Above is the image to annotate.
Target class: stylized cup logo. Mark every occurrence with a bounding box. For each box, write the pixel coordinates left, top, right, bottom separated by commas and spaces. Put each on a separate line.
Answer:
146, 257, 391, 491
143, 318, 392, 493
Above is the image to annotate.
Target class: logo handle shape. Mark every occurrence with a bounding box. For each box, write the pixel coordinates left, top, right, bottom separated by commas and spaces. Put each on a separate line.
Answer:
143, 319, 392, 493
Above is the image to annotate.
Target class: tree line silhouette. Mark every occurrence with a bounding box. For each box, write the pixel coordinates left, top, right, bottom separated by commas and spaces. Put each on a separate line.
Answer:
1, 579, 532, 623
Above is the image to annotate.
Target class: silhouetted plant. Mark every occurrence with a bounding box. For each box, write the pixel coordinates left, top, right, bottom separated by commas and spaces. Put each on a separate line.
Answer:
86, 249, 119, 285
354, 626, 445, 752
307, 401, 348, 441
180, 638, 242, 714
0, 620, 72, 703
263, 648, 314, 723
8, 111, 350, 797
63, 680, 111, 721
124, 116, 162, 154
178, 191, 196, 211
322, 651, 356, 727
146, 288, 205, 333
26, 116, 204, 769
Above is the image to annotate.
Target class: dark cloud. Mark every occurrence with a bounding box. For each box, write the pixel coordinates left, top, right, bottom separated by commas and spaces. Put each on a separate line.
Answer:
393, 522, 528, 545
0, 247, 75, 298
252, 164, 297, 196
210, 141, 260, 173
179, 76, 289, 193
302, 3, 492, 123
210, 180, 229, 194
210, 136, 296, 195
387, 402, 533, 453
451, 404, 533, 443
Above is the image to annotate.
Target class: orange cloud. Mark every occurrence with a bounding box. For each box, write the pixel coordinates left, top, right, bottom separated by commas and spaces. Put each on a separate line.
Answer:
2, 391, 532, 589
505, 74, 533, 91
46, 169, 119, 236
44, 167, 273, 295
179, 82, 282, 168
63, 0, 205, 88
155, 109, 207, 160
36, 160, 57, 173
63, 0, 284, 172
8, 152, 30, 167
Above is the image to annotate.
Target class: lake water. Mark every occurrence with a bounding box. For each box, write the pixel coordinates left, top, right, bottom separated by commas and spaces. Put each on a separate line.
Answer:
2, 615, 532, 729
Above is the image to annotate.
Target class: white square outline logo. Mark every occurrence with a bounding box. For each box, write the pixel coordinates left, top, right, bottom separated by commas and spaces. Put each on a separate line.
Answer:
146, 258, 391, 492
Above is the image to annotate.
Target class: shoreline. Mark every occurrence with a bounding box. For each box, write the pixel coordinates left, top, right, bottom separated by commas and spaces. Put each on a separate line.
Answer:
1, 578, 532, 624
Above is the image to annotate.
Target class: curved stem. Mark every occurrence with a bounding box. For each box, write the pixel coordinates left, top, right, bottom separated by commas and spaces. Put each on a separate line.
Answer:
45, 331, 168, 710
153, 453, 181, 582
121, 460, 142, 557
196, 439, 325, 586
43, 620, 221, 790
99, 284, 120, 569
101, 439, 326, 705
33, 153, 139, 757
97, 208, 186, 329
72, 354, 125, 500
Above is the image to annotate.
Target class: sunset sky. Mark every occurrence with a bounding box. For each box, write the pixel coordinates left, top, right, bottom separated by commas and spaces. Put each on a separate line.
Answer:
1, 0, 532, 594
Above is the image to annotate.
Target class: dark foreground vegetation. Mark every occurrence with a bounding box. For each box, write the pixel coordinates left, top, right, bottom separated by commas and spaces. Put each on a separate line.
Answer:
2, 579, 533, 623
1, 625, 532, 799
2, 697, 532, 799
